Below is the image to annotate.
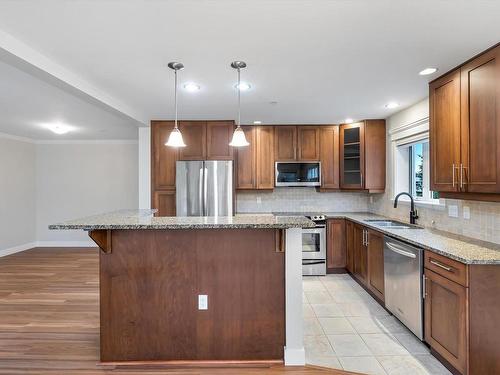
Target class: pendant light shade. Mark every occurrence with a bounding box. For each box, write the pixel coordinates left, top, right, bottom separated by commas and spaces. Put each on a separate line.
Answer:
229, 61, 250, 147
165, 62, 186, 148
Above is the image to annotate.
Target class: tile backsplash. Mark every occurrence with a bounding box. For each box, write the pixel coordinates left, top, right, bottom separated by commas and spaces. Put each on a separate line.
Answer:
370, 195, 500, 244
236, 188, 369, 213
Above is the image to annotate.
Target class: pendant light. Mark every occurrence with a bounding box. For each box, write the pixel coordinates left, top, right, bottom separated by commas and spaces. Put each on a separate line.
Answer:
165, 62, 186, 147
229, 61, 250, 147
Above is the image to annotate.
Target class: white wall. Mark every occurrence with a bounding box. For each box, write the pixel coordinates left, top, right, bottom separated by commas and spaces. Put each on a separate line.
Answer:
35, 142, 138, 244
0, 136, 36, 254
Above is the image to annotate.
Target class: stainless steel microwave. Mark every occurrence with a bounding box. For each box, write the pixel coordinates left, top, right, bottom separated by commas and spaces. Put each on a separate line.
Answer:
275, 162, 321, 187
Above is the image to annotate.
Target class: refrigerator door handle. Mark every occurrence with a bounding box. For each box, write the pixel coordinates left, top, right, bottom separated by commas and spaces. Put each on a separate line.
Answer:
199, 167, 204, 216
203, 167, 208, 216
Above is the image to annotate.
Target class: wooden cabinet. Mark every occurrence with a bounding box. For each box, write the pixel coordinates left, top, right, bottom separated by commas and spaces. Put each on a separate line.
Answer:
352, 224, 368, 285
206, 121, 234, 160
424, 268, 468, 374
274, 126, 297, 161
153, 190, 176, 216
367, 229, 384, 302
430, 69, 462, 192
430, 44, 500, 200
236, 126, 274, 190
320, 126, 340, 189
178, 121, 207, 160
297, 126, 320, 160
179, 120, 235, 161
345, 220, 354, 273
274, 125, 320, 161
326, 219, 346, 273
340, 120, 385, 192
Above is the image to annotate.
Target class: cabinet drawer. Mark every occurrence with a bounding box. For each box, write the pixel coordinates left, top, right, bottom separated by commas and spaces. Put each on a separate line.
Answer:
424, 251, 468, 287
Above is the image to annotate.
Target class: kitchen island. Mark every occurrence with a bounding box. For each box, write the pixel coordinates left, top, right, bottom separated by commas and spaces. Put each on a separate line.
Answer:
49, 210, 313, 367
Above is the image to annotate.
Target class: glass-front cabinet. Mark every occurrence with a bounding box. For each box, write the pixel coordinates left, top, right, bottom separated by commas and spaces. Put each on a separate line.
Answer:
340, 122, 365, 189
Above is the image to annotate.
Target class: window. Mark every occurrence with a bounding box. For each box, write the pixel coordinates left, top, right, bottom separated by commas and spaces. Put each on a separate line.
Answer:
394, 138, 439, 204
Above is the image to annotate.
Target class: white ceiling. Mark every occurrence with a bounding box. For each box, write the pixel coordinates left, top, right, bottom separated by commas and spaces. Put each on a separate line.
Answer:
0, 0, 500, 139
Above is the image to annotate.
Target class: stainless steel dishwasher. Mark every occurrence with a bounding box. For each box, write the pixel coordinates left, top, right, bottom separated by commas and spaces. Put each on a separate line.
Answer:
383, 236, 424, 340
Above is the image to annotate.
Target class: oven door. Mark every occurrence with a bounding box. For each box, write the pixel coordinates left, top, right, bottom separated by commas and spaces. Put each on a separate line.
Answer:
302, 227, 326, 260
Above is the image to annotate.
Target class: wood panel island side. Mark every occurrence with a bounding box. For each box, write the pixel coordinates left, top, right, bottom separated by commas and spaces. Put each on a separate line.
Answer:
49, 210, 313, 368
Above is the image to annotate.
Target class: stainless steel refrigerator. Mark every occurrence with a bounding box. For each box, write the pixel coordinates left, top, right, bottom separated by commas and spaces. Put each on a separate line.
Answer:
176, 160, 233, 216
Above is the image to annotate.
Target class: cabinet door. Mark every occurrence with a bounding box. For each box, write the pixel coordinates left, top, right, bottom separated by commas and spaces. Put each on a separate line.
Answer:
236, 126, 256, 189
326, 219, 346, 272
424, 269, 468, 374
367, 230, 385, 302
320, 126, 340, 189
153, 190, 176, 216
430, 70, 461, 192
178, 121, 207, 160
460, 45, 500, 193
151, 121, 178, 191
297, 126, 320, 160
274, 126, 297, 161
346, 221, 354, 273
206, 121, 234, 160
364, 120, 386, 192
353, 224, 367, 284
256, 126, 275, 189
340, 122, 365, 189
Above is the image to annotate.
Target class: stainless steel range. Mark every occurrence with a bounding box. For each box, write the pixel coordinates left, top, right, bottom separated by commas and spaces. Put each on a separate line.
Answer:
302, 215, 326, 276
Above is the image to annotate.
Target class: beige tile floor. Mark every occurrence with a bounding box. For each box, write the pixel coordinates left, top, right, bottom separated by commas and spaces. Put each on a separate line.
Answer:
303, 274, 452, 375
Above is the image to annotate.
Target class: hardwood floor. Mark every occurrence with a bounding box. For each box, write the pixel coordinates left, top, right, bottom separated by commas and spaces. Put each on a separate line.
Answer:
0, 247, 356, 374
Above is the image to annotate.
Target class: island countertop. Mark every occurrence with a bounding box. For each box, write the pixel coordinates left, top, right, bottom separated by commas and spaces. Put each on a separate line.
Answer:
48, 209, 315, 230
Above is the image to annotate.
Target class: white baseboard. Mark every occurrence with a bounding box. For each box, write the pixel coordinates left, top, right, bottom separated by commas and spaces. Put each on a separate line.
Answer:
35, 240, 95, 247
0, 242, 37, 257
284, 347, 305, 366
0, 240, 96, 257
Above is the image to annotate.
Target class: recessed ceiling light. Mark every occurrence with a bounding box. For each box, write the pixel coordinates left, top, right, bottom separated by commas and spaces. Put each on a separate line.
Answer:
43, 122, 73, 135
419, 67, 438, 76
385, 102, 399, 109
235, 81, 251, 91
253, 121, 262, 125
344, 118, 354, 124
183, 82, 200, 92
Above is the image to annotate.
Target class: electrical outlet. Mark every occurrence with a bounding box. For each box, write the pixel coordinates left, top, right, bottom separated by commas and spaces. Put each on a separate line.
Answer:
448, 205, 459, 218
369, 196, 374, 204
463, 206, 470, 220
256, 196, 262, 204
198, 295, 208, 310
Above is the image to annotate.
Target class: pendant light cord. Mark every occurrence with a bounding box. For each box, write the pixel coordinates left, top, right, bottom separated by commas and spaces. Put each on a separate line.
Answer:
174, 69, 179, 130
237, 68, 241, 128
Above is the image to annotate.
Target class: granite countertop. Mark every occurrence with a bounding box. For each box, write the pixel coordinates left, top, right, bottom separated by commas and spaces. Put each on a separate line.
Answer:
48, 209, 314, 230
326, 212, 500, 265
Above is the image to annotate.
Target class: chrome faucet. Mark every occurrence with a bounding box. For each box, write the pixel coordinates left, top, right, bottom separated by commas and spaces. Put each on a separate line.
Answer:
394, 192, 419, 224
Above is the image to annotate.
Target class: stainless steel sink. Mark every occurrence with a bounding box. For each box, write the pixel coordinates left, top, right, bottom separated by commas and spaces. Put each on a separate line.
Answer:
364, 219, 421, 229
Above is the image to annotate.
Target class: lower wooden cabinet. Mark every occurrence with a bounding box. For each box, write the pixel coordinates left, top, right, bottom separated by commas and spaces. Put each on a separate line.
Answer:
367, 229, 385, 302
345, 221, 354, 273
352, 224, 368, 285
153, 190, 176, 217
326, 219, 346, 272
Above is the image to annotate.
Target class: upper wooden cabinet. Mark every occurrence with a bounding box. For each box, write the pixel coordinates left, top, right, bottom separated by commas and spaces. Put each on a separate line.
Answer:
274, 126, 297, 161
430, 70, 462, 192
297, 126, 320, 160
340, 120, 385, 192
274, 126, 320, 161
320, 126, 340, 189
236, 125, 275, 190
151, 121, 178, 191
178, 121, 234, 161
430, 44, 500, 199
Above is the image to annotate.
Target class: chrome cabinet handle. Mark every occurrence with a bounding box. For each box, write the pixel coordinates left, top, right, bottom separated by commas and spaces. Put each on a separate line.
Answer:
386, 242, 417, 258
452, 163, 456, 187
365, 230, 369, 246
460, 164, 467, 189
423, 274, 427, 299
430, 259, 453, 272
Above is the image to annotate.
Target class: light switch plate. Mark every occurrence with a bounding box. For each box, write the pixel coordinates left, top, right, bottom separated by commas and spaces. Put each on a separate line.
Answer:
463, 206, 470, 220
448, 205, 459, 218
198, 295, 208, 310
